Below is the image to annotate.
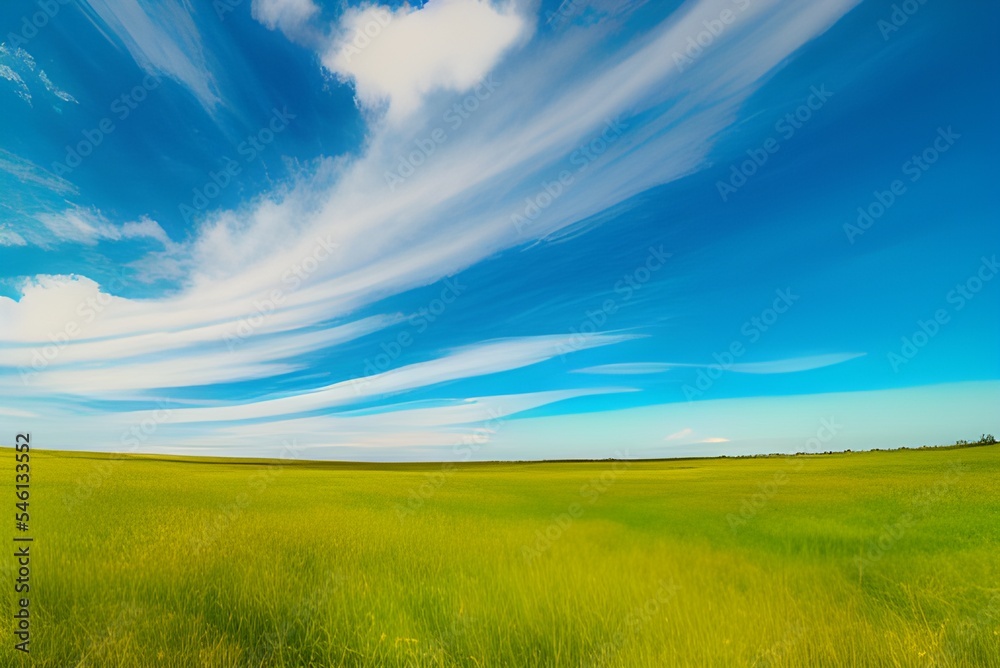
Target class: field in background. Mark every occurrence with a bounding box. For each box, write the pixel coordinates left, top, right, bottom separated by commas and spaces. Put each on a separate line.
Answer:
1, 445, 998, 666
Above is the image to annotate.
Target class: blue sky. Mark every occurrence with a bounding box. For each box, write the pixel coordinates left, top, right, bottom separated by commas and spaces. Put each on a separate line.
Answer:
0, 0, 997, 460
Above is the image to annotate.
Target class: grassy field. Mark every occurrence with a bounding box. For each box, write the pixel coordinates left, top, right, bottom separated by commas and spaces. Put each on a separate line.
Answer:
1, 444, 997, 667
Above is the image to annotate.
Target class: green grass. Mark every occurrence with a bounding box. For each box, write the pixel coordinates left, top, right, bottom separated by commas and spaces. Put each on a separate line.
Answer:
1, 444, 998, 666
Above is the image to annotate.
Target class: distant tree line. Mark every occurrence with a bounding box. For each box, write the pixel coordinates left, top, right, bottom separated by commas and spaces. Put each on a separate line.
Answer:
954, 434, 996, 446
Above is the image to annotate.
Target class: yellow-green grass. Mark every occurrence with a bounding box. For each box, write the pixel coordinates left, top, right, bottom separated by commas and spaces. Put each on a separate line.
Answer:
1, 445, 997, 667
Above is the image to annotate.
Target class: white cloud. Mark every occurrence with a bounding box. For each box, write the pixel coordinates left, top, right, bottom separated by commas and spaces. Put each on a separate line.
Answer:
252, 0, 320, 38
121, 216, 174, 246
664, 427, 693, 441
324, 0, 529, 122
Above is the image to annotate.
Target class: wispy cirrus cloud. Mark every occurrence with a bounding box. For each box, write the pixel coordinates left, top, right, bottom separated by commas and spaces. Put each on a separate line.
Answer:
724, 354, 867, 374
35, 207, 175, 248
577, 353, 867, 376
0, 44, 78, 106
663, 429, 727, 444
578, 362, 676, 375
78, 0, 222, 111
664, 427, 693, 441
0, 226, 27, 247
92, 333, 637, 421
0, 148, 77, 196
